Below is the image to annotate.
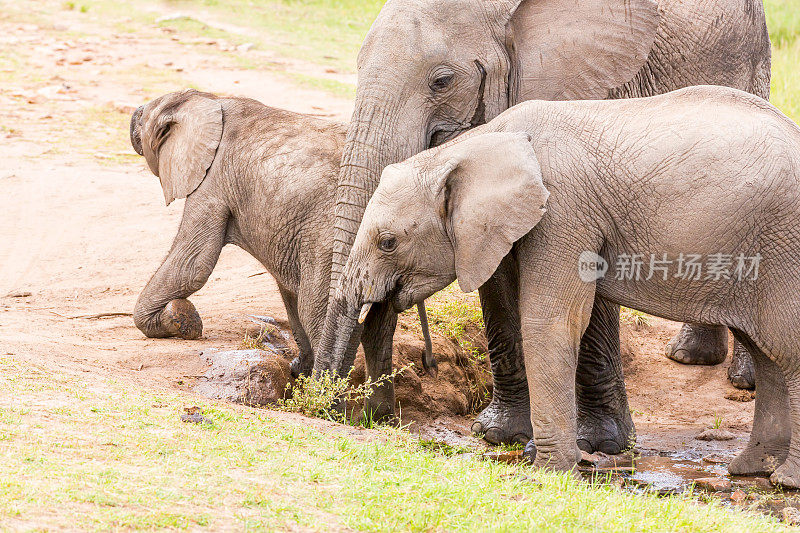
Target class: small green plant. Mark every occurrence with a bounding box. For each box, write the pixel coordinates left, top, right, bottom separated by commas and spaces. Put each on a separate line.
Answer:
711, 413, 723, 430
621, 308, 651, 328
278, 366, 410, 426
239, 322, 282, 351
621, 432, 639, 473
495, 442, 525, 452
419, 439, 471, 457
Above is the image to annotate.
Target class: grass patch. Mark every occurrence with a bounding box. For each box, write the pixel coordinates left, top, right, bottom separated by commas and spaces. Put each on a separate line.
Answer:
770, 37, 800, 124
161, 0, 382, 72
285, 72, 356, 99
0, 357, 788, 531
621, 308, 651, 328
764, 0, 800, 123
764, 0, 800, 48
157, 14, 250, 46
402, 283, 484, 359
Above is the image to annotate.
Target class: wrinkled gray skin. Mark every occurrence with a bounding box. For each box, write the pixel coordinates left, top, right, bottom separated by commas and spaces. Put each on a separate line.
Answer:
315, 0, 770, 451
130, 90, 340, 385
339, 86, 800, 487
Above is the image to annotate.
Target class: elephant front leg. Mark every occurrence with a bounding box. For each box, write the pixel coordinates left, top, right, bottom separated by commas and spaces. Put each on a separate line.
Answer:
472, 254, 532, 445
519, 270, 595, 471
360, 301, 397, 424
666, 323, 728, 365
575, 297, 635, 454
134, 199, 228, 339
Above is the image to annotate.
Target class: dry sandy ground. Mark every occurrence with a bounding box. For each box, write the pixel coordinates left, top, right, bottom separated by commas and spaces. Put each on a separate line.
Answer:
0, 3, 755, 458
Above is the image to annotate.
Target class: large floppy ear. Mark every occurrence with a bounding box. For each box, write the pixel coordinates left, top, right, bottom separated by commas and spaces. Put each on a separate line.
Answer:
140, 90, 223, 205
498, 0, 659, 101
433, 131, 549, 293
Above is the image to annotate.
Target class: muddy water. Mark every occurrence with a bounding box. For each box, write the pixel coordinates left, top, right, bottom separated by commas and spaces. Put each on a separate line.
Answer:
622, 455, 729, 494
611, 453, 800, 522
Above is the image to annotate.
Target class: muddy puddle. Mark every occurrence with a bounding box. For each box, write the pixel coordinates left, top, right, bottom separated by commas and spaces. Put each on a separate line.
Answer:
478, 446, 800, 524
605, 453, 800, 523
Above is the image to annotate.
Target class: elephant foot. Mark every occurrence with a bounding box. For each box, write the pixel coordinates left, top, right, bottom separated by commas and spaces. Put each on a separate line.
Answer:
522, 438, 581, 471
471, 398, 532, 445
770, 460, 800, 489
363, 381, 396, 425
576, 411, 635, 455
160, 299, 202, 339
728, 442, 787, 476
363, 400, 395, 425
665, 323, 727, 365
728, 342, 755, 390
290, 356, 313, 378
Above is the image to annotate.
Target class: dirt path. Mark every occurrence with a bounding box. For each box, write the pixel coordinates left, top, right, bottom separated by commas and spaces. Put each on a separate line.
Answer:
0, 2, 351, 389
0, 1, 755, 461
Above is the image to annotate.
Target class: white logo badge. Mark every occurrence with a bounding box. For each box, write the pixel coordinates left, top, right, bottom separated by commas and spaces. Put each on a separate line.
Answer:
578, 251, 608, 282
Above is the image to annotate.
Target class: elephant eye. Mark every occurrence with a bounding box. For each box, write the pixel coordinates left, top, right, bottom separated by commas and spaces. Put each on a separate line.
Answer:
378, 234, 397, 253
429, 71, 455, 93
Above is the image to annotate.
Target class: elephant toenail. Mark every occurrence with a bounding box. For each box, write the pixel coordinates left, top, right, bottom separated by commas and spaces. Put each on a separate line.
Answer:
597, 440, 623, 455
512, 433, 530, 445
522, 439, 537, 462
470, 421, 485, 436
483, 428, 503, 445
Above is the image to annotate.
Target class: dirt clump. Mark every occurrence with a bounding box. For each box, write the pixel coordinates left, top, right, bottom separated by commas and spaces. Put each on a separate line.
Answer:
350, 326, 491, 423
725, 389, 756, 402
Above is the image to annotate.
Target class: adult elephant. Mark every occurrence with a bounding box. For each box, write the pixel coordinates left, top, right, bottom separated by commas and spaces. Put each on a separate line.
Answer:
314, 0, 771, 450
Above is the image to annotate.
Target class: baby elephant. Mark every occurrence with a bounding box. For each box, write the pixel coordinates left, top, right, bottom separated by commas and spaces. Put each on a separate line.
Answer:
129, 89, 435, 401
338, 85, 800, 487
129, 89, 341, 377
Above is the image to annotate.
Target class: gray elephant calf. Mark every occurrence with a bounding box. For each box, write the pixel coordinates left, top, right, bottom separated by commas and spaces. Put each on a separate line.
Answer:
129, 89, 340, 377
129, 89, 436, 410
338, 85, 800, 487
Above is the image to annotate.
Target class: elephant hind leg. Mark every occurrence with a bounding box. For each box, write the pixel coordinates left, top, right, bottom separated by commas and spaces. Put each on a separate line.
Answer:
728, 328, 790, 477
765, 348, 800, 488
575, 296, 634, 455
473, 253, 532, 446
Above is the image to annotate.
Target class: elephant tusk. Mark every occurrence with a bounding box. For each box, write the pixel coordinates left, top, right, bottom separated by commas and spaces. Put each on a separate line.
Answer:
358, 302, 373, 324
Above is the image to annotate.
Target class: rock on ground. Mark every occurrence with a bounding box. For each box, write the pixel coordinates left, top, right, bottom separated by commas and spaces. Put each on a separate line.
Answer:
195, 349, 291, 406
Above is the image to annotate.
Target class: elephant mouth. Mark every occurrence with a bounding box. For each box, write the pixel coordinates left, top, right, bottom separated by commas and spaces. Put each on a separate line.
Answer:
388, 279, 416, 313
354, 277, 410, 318
429, 125, 468, 148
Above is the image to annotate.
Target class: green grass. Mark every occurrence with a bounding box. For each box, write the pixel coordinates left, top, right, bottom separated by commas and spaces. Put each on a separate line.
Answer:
162, 0, 382, 72
766, 0, 800, 124
402, 283, 484, 357
0, 357, 787, 531
765, 0, 800, 48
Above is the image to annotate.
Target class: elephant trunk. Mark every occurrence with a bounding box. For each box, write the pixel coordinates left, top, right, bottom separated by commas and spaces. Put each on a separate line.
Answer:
314, 91, 424, 375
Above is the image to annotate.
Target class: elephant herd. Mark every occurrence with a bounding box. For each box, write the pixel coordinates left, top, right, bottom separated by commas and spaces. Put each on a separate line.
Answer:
129, 0, 800, 486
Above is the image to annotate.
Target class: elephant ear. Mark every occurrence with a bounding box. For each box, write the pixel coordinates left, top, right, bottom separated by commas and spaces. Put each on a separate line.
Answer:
434, 131, 549, 293
141, 90, 223, 205
502, 0, 659, 100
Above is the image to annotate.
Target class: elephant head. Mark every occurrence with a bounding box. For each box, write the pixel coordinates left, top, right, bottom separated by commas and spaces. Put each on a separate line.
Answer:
337, 132, 548, 352
129, 89, 223, 206
315, 0, 659, 373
